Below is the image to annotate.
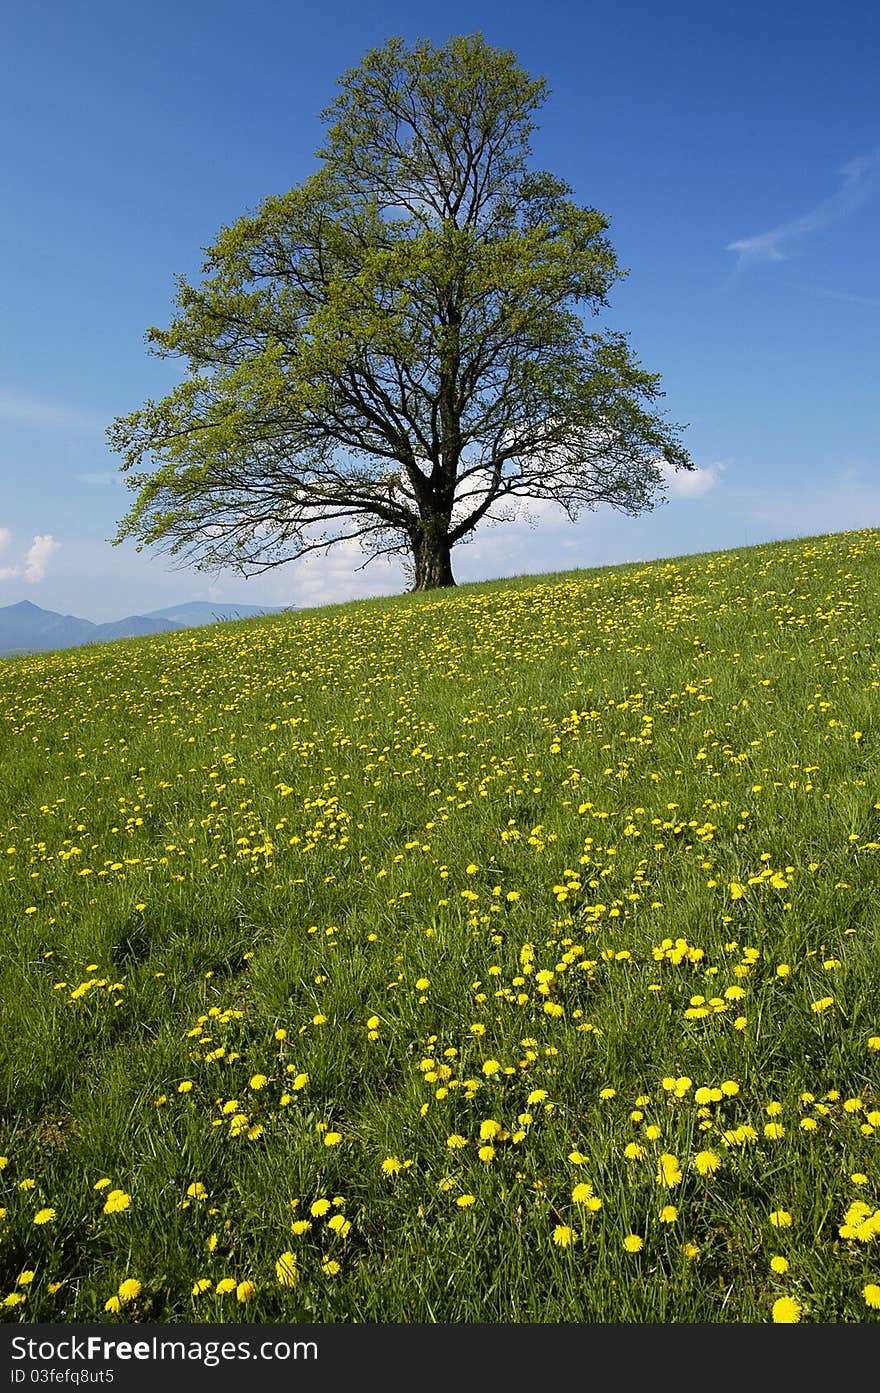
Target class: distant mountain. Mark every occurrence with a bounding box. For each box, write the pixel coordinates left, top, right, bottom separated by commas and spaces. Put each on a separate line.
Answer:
92, 615, 183, 642
0, 600, 95, 653
143, 602, 287, 626
0, 599, 291, 657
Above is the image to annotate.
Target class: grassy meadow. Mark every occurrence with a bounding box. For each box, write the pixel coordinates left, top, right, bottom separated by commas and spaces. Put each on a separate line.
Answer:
1, 527, 879, 1324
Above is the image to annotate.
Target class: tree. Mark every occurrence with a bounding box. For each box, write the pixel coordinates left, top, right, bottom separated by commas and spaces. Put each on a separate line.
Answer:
109, 33, 693, 591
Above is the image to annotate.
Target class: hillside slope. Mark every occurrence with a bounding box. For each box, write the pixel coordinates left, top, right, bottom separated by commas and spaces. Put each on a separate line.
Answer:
0, 529, 878, 1323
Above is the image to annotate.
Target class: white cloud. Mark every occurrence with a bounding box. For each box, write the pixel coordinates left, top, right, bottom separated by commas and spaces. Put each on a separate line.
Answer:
727, 148, 880, 267
0, 526, 22, 580
659, 460, 724, 498
22, 534, 60, 582
287, 537, 404, 608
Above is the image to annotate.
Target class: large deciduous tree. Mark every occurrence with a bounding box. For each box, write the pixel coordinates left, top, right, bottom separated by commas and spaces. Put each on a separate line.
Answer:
109, 33, 693, 590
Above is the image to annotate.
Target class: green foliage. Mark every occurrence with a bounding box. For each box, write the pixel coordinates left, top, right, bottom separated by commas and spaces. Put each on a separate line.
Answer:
109, 33, 691, 590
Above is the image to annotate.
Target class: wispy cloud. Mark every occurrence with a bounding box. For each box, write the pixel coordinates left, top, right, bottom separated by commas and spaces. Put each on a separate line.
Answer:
773, 279, 880, 309
75, 470, 119, 485
0, 531, 61, 583
0, 392, 104, 433
727, 148, 880, 267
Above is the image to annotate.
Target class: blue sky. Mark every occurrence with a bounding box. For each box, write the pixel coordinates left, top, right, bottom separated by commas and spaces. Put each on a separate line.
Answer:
1, 0, 877, 620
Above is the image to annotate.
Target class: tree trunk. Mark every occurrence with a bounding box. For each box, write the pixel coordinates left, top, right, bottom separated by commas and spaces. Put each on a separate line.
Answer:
411, 518, 455, 590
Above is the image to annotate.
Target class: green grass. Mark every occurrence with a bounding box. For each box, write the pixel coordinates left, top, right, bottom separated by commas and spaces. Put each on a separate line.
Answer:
1, 527, 879, 1323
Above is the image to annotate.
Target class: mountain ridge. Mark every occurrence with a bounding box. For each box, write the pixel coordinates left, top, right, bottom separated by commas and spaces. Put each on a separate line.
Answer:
0, 600, 290, 656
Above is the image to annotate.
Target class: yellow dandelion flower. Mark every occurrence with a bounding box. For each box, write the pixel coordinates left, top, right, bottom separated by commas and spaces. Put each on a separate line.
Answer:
456, 1194, 476, 1208
103, 1296, 121, 1314
192, 1279, 211, 1295
249, 1074, 268, 1090
623, 1234, 643, 1252
215, 1278, 236, 1295
656, 1154, 682, 1187
863, 1284, 880, 1310
769, 1210, 793, 1228
102, 1190, 131, 1214
323, 1132, 342, 1147
310, 1199, 332, 1217
553, 1225, 578, 1248
772, 1296, 802, 1323
33, 1208, 56, 1225
694, 1150, 721, 1177
236, 1281, 256, 1303
321, 1258, 341, 1275
659, 1205, 678, 1223
381, 1157, 402, 1175
770, 1256, 789, 1274
275, 1252, 298, 1287
117, 1279, 141, 1304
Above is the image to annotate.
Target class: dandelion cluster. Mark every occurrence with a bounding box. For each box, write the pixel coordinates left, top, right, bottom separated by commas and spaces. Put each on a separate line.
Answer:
1, 529, 879, 1321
